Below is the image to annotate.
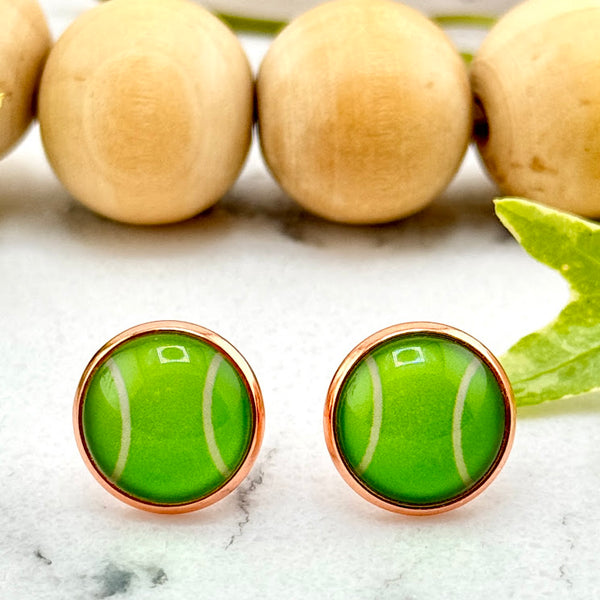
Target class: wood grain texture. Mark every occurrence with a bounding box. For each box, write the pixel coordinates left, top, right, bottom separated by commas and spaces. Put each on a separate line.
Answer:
38, 0, 253, 225
256, 0, 472, 225
0, 0, 51, 158
471, 0, 600, 218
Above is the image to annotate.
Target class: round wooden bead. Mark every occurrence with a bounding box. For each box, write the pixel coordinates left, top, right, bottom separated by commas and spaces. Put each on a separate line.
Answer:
0, 0, 51, 158
257, 0, 472, 224
39, 0, 253, 225
471, 0, 600, 218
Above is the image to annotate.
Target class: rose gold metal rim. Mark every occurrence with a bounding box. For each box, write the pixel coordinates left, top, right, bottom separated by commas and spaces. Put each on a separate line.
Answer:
324, 322, 516, 516
74, 320, 265, 514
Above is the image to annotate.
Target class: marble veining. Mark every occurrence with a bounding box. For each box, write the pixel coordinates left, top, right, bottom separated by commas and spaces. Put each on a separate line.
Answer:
24, 552, 169, 599
226, 448, 277, 549
94, 564, 135, 599
559, 564, 573, 589
89, 563, 168, 598
377, 572, 405, 598
33, 549, 52, 566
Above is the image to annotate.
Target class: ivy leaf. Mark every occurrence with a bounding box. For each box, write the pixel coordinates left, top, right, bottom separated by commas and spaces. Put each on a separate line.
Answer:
495, 197, 600, 406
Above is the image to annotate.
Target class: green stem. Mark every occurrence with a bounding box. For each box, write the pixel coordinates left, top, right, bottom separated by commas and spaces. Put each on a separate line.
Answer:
460, 52, 474, 66
431, 14, 497, 28
215, 12, 287, 36
215, 12, 497, 35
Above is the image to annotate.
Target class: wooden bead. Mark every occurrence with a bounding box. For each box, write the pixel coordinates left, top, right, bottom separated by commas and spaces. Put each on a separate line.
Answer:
471, 0, 600, 218
38, 0, 253, 225
256, 0, 472, 224
0, 0, 51, 158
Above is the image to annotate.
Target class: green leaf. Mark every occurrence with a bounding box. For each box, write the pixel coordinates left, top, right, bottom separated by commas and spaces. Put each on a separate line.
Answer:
495, 197, 600, 406
216, 11, 497, 37
214, 12, 287, 36
430, 14, 497, 28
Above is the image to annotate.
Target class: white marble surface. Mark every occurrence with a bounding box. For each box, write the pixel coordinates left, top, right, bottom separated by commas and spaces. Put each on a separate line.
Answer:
2, 3, 600, 599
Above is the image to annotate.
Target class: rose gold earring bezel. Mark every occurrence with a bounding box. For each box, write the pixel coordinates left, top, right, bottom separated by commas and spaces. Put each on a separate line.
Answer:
74, 320, 265, 514
324, 322, 515, 516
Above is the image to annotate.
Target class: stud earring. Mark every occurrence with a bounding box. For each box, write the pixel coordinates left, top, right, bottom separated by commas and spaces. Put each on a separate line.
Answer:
74, 321, 264, 514
324, 322, 515, 515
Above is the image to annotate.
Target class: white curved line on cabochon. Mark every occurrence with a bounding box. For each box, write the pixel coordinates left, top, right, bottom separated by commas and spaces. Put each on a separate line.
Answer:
107, 358, 132, 483
452, 358, 481, 487
356, 356, 384, 475
202, 353, 231, 479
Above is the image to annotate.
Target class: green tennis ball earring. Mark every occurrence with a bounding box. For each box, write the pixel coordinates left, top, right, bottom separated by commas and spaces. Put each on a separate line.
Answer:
324, 322, 515, 515
74, 321, 264, 514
